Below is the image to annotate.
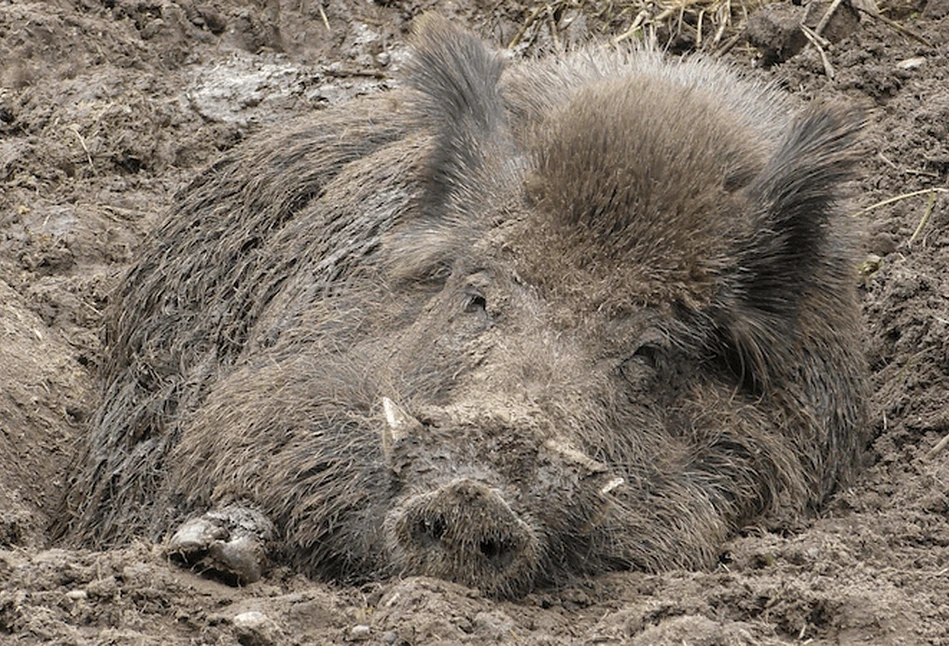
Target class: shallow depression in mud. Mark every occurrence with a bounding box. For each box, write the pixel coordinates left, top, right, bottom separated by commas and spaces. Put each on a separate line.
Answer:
1, 0, 948, 644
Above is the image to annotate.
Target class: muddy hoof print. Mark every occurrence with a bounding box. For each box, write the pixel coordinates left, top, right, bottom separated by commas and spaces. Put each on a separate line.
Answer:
166, 505, 275, 585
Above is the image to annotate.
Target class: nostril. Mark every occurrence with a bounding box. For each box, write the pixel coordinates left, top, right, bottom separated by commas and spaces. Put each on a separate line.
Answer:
411, 514, 447, 548
479, 537, 516, 570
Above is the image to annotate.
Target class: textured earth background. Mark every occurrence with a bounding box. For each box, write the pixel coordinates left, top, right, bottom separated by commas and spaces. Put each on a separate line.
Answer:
1, 0, 948, 643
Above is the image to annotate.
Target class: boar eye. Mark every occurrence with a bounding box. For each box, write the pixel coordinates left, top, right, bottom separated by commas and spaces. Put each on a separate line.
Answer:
619, 343, 663, 382
464, 293, 487, 314
425, 263, 452, 283
632, 344, 661, 369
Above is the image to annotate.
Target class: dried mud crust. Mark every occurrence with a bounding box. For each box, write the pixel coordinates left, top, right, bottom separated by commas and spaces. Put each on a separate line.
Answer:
1, 0, 947, 644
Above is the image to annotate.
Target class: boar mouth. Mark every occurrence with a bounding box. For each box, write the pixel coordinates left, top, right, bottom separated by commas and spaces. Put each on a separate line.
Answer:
384, 477, 542, 598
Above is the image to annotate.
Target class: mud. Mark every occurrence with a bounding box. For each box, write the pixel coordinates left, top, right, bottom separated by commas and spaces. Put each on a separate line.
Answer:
1, 0, 947, 644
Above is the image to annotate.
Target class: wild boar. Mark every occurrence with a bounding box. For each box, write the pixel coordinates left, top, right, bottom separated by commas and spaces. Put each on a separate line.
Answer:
55, 16, 867, 598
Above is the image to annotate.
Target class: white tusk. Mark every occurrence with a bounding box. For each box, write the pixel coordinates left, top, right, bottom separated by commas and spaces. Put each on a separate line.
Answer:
544, 438, 608, 474
383, 397, 406, 431
381, 397, 422, 453
600, 477, 624, 495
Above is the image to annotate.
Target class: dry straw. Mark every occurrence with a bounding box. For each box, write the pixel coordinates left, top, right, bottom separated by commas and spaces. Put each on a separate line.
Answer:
503, 0, 770, 54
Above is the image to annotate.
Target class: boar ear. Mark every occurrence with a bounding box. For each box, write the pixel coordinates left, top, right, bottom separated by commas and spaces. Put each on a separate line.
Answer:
404, 14, 510, 218
737, 104, 864, 313
714, 104, 864, 386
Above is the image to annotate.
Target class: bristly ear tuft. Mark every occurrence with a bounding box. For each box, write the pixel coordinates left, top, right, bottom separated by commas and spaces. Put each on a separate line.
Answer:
403, 14, 511, 220
735, 103, 865, 318
406, 14, 506, 133
713, 103, 865, 389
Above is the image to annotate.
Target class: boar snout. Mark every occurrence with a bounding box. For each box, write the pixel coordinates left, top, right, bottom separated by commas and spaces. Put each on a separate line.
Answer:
388, 478, 540, 597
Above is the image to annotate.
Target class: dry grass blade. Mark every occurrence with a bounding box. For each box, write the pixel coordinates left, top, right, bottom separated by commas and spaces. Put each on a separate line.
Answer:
860, 188, 949, 214
908, 189, 938, 244
716, 30, 744, 55
507, 4, 547, 48
69, 125, 95, 173
510, 0, 765, 54
710, 0, 731, 47
612, 10, 649, 44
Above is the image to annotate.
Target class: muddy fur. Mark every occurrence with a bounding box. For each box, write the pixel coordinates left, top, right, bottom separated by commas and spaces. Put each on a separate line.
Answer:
54, 17, 867, 598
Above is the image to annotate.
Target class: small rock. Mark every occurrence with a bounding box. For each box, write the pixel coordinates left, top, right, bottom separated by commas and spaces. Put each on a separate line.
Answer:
804, 0, 861, 45
121, 563, 151, 581
196, 4, 227, 34
746, 0, 861, 65
233, 610, 283, 646
473, 610, 515, 640
65, 589, 88, 601
350, 624, 371, 641
85, 576, 119, 600
896, 57, 926, 70
922, 0, 949, 18
234, 611, 269, 627
745, 3, 808, 65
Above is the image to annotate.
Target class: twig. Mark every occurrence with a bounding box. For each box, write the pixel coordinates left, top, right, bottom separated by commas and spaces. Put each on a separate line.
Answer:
317, 3, 330, 31
715, 29, 743, 56
696, 9, 705, 48
654, 7, 677, 23
903, 168, 941, 178
69, 125, 95, 172
896, 348, 930, 382
548, 13, 561, 52
801, 21, 832, 48
814, 0, 844, 36
925, 432, 949, 461
801, 24, 835, 78
612, 10, 649, 44
854, 5, 932, 47
507, 4, 544, 49
876, 151, 899, 169
324, 68, 386, 79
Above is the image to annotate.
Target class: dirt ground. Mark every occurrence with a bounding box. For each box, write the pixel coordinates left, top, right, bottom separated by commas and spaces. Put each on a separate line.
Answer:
1, 0, 948, 643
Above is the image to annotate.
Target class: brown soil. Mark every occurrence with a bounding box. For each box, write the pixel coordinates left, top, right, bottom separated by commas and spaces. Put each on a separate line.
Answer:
1, 0, 947, 644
